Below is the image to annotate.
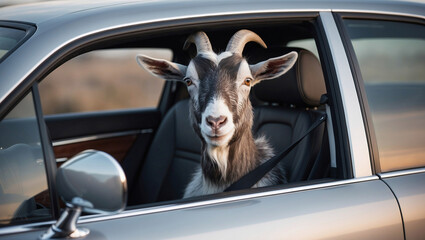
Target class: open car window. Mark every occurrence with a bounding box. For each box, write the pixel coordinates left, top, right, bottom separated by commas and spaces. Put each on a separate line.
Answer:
39, 48, 170, 115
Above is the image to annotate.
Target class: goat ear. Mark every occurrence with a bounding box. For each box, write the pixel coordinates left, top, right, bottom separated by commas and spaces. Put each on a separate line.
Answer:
250, 51, 298, 85
137, 54, 187, 81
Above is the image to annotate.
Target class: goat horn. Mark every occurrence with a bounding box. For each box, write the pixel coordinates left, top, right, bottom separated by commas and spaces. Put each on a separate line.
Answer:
183, 31, 213, 54
225, 29, 267, 55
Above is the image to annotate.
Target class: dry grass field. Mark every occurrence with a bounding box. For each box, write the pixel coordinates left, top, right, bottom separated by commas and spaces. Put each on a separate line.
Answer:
39, 49, 169, 115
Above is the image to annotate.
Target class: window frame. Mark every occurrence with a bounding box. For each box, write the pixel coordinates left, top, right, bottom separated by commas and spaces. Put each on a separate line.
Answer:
334, 12, 425, 174
32, 84, 61, 220
1, 11, 360, 234
38, 12, 345, 196
316, 13, 354, 180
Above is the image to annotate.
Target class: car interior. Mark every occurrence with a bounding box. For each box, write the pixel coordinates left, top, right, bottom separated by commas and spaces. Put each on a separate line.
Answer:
110, 20, 336, 206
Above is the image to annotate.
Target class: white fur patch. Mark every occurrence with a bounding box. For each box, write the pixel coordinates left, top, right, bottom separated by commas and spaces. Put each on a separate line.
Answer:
200, 97, 235, 145
199, 51, 232, 65
236, 60, 253, 84
186, 61, 199, 82
199, 52, 218, 64
200, 97, 235, 177
208, 145, 229, 179
217, 51, 233, 63
186, 61, 200, 109
184, 168, 227, 198
235, 60, 253, 111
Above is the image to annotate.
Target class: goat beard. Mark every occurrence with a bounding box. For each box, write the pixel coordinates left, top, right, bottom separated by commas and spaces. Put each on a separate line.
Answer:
201, 128, 258, 184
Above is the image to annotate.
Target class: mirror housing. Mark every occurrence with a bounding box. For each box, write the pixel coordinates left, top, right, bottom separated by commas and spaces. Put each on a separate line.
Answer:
56, 150, 127, 213
40, 150, 127, 239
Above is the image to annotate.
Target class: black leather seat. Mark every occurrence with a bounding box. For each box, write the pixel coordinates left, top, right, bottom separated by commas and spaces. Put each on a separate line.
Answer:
130, 48, 328, 205
132, 100, 201, 204
250, 48, 328, 183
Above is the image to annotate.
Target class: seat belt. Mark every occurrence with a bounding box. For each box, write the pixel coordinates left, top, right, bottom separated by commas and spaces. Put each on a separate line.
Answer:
224, 113, 327, 192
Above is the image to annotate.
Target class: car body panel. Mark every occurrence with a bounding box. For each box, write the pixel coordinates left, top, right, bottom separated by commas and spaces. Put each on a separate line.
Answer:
0, 0, 424, 25
381, 170, 425, 239
0, 179, 403, 240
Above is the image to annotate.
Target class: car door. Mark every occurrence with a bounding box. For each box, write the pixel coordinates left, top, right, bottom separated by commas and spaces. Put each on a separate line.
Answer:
0, 10, 407, 239
336, 13, 425, 239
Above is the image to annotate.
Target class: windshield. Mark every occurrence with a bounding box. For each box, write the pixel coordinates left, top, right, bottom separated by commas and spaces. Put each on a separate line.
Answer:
0, 26, 26, 61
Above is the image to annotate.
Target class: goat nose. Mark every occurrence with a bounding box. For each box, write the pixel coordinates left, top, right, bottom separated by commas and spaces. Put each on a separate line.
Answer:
206, 116, 227, 129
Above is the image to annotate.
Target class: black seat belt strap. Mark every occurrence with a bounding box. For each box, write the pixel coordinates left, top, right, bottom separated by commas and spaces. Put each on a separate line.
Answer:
224, 113, 327, 192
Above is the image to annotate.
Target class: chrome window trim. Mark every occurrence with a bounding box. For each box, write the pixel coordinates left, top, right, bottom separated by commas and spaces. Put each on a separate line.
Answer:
319, 11, 372, 178
52, 129, 152, 147
0, 221, 55, 236
379, 167, 425, 179
333, 9, 425, 20
0, 176, 378, 236
81, 176, 379, 224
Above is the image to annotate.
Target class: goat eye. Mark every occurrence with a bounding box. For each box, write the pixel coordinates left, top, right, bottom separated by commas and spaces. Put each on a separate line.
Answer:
244, 77, 252, 86
184, 77, 193, 86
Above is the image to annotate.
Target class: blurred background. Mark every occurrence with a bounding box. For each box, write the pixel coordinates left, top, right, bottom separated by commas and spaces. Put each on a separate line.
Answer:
39, 49, 169, 114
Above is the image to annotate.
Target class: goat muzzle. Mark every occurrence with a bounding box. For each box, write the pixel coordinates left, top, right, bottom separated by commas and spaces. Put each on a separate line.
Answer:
206, 115, 227, 131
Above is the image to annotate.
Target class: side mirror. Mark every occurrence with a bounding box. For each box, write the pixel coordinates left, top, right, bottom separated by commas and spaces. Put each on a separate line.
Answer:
40, 150, 127, 239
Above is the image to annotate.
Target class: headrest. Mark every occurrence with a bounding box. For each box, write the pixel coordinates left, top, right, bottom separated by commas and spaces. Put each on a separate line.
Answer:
249, 47, 326, 107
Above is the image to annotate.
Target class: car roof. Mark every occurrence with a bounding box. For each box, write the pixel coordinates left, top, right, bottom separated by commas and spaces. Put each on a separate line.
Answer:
0, 0, 141, 24
0, 0, 424, 25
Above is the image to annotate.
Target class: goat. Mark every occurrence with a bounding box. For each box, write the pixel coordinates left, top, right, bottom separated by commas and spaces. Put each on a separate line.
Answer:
137, 30, 298, 198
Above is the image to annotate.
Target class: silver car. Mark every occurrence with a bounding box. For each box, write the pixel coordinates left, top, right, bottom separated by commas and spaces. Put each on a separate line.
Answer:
0, 0, 424, 239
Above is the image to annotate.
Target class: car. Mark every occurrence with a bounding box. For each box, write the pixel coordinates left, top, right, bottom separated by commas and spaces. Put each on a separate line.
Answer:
0, 0, 424, 239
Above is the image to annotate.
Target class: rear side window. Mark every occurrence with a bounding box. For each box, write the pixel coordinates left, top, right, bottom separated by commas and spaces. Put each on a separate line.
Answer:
343, 19, 425, 172
39, 48, 171, 115
0, 26, 26, 61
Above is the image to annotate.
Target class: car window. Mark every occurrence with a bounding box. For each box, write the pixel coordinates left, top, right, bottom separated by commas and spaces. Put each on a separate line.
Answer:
343, 19, 425, 172
0, 92, 52, 226
39, 48, 171, 115
0, 26, 26, 61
